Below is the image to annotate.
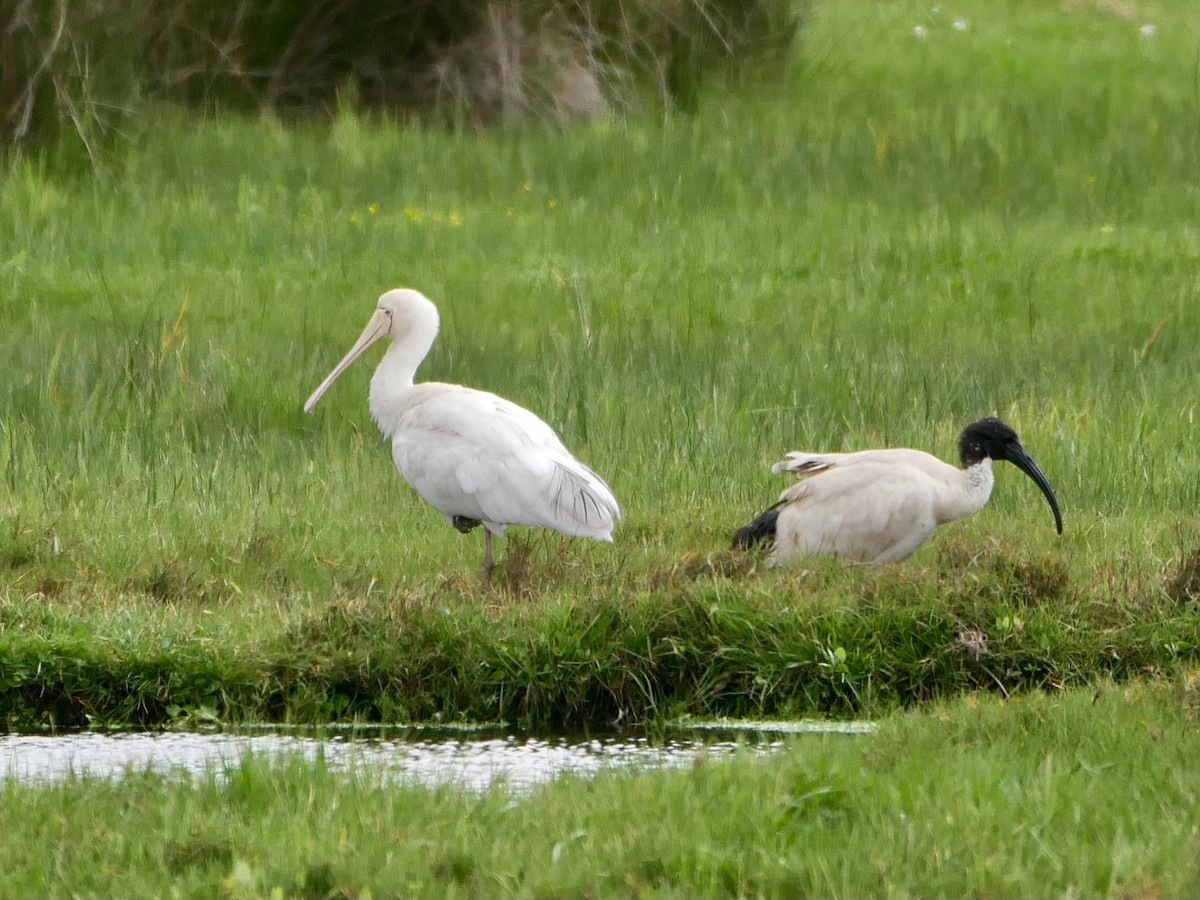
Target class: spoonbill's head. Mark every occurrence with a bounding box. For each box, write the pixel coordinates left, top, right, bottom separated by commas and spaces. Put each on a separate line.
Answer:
303, 288, 440, 413
958, 417, 1063, 535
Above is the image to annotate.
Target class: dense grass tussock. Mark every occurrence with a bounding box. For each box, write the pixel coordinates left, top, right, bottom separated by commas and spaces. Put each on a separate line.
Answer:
0, 540, 1196, 729
2, 0, 800, 158
0, 680, 1194, 898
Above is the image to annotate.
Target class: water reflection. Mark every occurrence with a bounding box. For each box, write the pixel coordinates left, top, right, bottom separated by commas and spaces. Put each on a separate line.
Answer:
0, 722, 872, 791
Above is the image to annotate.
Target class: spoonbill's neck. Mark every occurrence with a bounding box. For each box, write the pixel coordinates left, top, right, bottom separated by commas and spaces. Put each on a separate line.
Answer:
369, 330, 434, 438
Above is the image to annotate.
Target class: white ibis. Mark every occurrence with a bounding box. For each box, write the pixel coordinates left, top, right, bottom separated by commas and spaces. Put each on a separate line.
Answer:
303, 288, 620, 578
732, 417, 1063, 565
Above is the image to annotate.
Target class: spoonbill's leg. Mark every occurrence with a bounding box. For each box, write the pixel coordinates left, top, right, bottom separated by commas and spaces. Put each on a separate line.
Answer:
481, 530, 495, 582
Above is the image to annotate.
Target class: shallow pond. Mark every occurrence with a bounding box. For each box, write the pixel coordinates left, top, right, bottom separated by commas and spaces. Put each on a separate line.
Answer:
0, 721, 874, 791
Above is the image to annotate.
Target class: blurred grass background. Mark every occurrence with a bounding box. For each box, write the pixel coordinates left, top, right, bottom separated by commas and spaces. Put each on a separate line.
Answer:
2, 0, 799, 157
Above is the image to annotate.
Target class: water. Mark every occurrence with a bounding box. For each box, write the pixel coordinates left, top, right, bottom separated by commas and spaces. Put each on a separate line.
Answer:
0, 721, 873, 791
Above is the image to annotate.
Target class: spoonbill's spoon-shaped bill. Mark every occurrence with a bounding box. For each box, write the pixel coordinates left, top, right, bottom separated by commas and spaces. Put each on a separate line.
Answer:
732, 417, 1062, 565
303, 311, 390, 414
303, 289, 620, 578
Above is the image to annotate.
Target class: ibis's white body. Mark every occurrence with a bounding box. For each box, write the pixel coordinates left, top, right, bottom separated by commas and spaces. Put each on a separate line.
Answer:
304, 289, 618, 572
768, 448, 995, 565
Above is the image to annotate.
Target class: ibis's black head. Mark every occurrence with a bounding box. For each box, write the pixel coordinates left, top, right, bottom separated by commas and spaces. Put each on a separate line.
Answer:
958, 417, 1064, 535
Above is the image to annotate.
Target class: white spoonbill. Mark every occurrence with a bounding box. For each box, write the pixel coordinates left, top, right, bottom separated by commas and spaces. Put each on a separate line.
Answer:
303, 288, 620, 577
732, 417, 1063, 565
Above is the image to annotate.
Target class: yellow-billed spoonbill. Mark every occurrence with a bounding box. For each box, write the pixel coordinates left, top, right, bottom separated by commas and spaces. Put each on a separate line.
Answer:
304, 288, 620, 577
732, 417, 1062, 565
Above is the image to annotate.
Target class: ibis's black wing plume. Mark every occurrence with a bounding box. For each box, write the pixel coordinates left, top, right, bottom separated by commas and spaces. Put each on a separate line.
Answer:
732, 503, 783, 549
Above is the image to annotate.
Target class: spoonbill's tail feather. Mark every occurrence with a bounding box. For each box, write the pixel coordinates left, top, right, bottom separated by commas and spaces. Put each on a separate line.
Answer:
732, 503, 782, 549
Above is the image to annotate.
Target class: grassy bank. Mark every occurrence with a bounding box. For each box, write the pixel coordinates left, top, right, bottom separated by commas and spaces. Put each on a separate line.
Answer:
0, 0, 1198, 726
1, 548, 1197, 728
0, 678, 1195, 897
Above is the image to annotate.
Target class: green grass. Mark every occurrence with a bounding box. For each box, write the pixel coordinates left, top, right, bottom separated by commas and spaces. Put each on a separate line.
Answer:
0, 0, 1198, 726
0, 678, 1195, 898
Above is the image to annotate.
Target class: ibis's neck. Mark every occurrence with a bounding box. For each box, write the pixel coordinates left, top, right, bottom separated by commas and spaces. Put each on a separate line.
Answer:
939, 458, 995, 524
368, 330, 434, 439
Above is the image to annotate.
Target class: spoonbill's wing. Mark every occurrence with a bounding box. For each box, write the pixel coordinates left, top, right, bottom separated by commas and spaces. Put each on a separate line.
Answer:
388, 383, 619, 539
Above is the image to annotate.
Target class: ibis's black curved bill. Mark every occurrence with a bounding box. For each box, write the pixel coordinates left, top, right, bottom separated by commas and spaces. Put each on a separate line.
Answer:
1005, 446, 1063, 535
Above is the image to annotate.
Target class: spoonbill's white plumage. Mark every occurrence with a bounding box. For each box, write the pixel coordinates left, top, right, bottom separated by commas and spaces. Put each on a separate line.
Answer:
304, 288, 619, 577
732, 418, 1063, 565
